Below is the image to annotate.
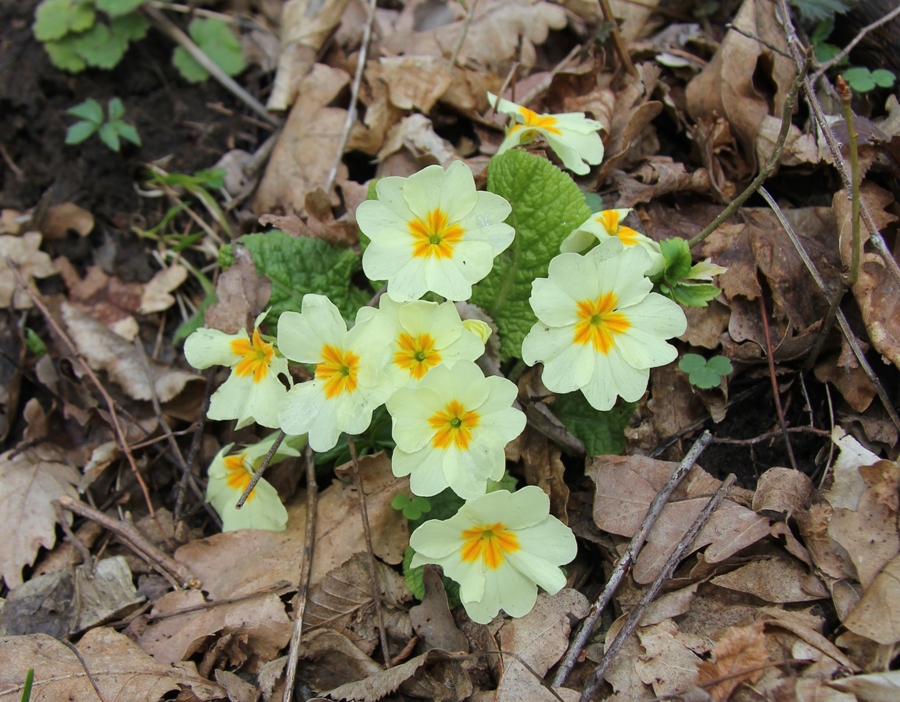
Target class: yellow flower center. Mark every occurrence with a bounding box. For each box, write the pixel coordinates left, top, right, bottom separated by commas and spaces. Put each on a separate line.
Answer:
460, 522, 520, 569
573, 292, 631, 354
230, 329, 274, 383
394, 332, 441, 380
428, 399, 480, 450
596, 211, 639, 246
316, 344, 360, 399
509, 106, 562, 136
224, 453, 256, 502
409, 208, 465, 259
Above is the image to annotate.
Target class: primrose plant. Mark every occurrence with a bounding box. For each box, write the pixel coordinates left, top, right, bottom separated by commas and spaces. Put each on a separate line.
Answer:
185, 94, 723, 624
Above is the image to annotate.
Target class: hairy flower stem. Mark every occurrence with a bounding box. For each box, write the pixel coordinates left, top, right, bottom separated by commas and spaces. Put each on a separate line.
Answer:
235, 430, 285, 509
838, 76, 861, 287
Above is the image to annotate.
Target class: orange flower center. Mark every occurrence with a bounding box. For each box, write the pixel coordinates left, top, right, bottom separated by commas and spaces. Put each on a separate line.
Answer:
509, 106, 561, 136
573, 292, 631, 354
315, 345, 361, 399
394, 332, 441, 380
460, 522, 520, 569
230, 329, 274, 383
428, 399, 480, 450
224, 453, 256, 503
409, 208, 465, 260
596, 211, 639, 245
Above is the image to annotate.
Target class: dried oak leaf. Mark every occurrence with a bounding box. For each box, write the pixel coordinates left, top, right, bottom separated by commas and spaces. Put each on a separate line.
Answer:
634, 619, 704, 697
843, 553, 900, 645
409, 566, 468, 653
827, 670, 900, 700
0, 627, 224, 701
711, 555, 828, 603
589, 455, 770, 583
696, 621, 768, 702
0, 232, 56, 309
0, 444, 80, 589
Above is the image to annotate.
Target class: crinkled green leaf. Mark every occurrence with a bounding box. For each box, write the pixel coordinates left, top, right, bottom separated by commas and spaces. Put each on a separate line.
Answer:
24, 329, 47, 358
75, 22, 129, 69
44, 35, 87, 72
549, 393, 636, 456
402, 546, 461, 609
173, 18, 245, 83
110, 12, 148, 42
65, 120, 98, 145
95, 0, 145, 17
472, 150, 591, 360
659, 237, 692, 280
788, 0, 851, 22
34, 0, 95, 42
671, 282, 719, 307
66, 98, 103, 124
240, 230, 365, 323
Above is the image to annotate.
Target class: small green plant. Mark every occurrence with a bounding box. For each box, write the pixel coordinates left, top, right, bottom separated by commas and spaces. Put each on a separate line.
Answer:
679, 353, 733, 389
33, 0, 148, 73
841, 67, 897, 93
391, 494, 432, 520
172, 18, 245, 83
65, 98, 141, 152
23, 329, 47, 358
789, 0, 851, 22
810, 16, 897, 93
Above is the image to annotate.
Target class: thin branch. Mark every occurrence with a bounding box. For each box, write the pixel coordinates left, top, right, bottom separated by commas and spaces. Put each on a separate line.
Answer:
579, 475, 738, 702
323, 0, 379, 194
174, 370, 215, 525
143, 5, 280, 128
148, 581, 293, 621
757, 294, 799, 471
758, 186, 900, 431
811, 3, 900, 84
450, 0, 480, 67
55, 501, 94, 575
347, 435, 392, 669
712, 425, 829, 445
687, 57, 808, 249
60, 640, 109, 702
236, 430, 285, 509
599, 0, 638, 77
553, 431, 713, 687
283, 445, 319, 701
725, 23, 792, 58
837, 76, 861, 287
57, 495, 199, 588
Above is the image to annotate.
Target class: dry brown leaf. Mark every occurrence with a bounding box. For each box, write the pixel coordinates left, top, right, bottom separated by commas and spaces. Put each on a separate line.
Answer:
596, 626, 655, 701
835, 183, 900, 369
711, 556, 828, 603
55, 260, 141, 339
139, 263, 188, 315
752, 467, 812, 519
688, 115, 740, 203
685, 0, 794, 166
0, 627, 224, 701
589, 455, 770, 583
612, 157, 711, 208
297, 628, 383, 693
635, 619, 705, 696
608, 0, 661, 41
827, 670, 900, 701
645, 362, 710, 442
755, 116, 819, 167
696, 621, 768, 701
61, 301, 201, 402
215, 669, 260, 702
815, 351, 877, 412
409, 566, 468, 653
204, 245, 270, 335
40, 202, 94, 239
377, 56, 453, 112
759, 607, 854, 669
843, 554, 900, 645
797, 501, 854, 581
377, 114, 457, 168
0, 232, 56, 309
0, 444, 80, 589
0, 209, 23, 236
520, 428, 569, 523
679, 301, 731, 350
641, 584, 699, 627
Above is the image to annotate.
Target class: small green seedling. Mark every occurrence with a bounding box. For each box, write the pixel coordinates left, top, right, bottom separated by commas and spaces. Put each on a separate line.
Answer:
391, 494, 432, 520
65, 97, 141, 152
20, 668, 34, 702
172, 18, 245, 83
679, 353, 733, 389
652, 238, 721, 307
841, 67, 896, 93
810, 17, 897, 93
23, 328, 47, 358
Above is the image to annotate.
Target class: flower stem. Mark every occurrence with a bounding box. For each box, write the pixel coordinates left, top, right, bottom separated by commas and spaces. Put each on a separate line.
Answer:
837, 76, 861, 287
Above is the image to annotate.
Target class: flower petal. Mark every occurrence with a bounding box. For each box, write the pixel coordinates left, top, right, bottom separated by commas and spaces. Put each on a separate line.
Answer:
184, 327, 242, 369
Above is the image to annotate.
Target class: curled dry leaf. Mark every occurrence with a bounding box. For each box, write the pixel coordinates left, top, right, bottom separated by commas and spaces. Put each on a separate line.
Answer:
695, 621, 768, 702
752, 466, 812, 519
409, 566, 468, 653
520, 428, 570, 523
0, 627, 225, 701
377, 114, 457, 169
843, 554, 900, 645
612, 157, 711, 208
40, 202, 94, 239
204, 245, 270, 334
827, 670, 900, 701
0, 232, 56, 309
815, 351, 877, 412
138, 264, 188, 315
711, 555, 828, 603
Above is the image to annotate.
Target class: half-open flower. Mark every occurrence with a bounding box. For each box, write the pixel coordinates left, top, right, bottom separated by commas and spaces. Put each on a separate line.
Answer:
410, 487, 577, 624
561, 209, 665, 275
277, 294, 395, 452
521, 240, 686, 411
206, 433, 306, 532
357, 293, 485, 387
488, 93, 604, 175
386, 361, 525, 500
357, 161, 514, 302
184, 313, 290, 429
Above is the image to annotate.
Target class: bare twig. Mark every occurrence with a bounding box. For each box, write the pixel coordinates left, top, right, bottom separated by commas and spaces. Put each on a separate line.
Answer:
148, 581, 293, 621
174, 370, 215, 525
283, 445, 319, 702
57, 495, 199, 588
837, 76, 861, 287
579, 475, 738, 702
712, 425, 829, 445
450, 0, 480, 67
758, 294, 799, 471
725, 23, 792, 58
553, 431, 713, 687
599, 0, 638, 77
323, 0, 379, 193
758, 186, 900, 431
347, 435, 392, 669
143, 5, 279, 127
55, 501, 94, 575
236, 430, 285, 509
688, 58, 808, 249
811, 3, 900, 84
60, 640, 109, 702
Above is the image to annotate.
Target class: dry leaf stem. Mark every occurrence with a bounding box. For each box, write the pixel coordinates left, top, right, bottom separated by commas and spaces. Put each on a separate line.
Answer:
146, 581, 293, 622
579, 474, 738, 702
323, 0, 379, 193
811, 3, 900, 84
553, 430, 713, 688
776, 0, 900, 290
54, 501, 94, 574
283, 445, 318, 701
57, 495, 199, 587
143, 5, 280, 127
60, 639, 109, 702
712, 425, 829, 445
347, 434, 392, 669
599, 0, 638, 78
450, 0, 480, 67
174, 370, 216, 526
687, 58, 808, 249
757, 295, 799, 471
236, 430, 285, 508
759, 186, 900, 431
838, 77, 861, 287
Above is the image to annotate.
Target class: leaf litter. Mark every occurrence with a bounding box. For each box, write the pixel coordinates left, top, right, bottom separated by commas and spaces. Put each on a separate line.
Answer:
3, 0, 900, 699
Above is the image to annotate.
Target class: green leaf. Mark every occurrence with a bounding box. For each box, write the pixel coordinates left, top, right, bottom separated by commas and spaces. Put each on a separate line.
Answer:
407, 487, 464, 533
402, 546, 461, 609
44, 36, 87, 72
98, 122, 121, 152
472, 150, 591, 360
34, 0, 95, 42
75, 22, 129, 69
788, 0, 851, 22
193, 167, 226, 190
24, 329, 47, 358
583, 191, 604, 214
659, 237, 692, 281
173, 18, 245, 83
678, 353, 731, 389
814, 42, 842, 65
678, 353, 706, 373
95, 0, 145, 17
549, 392, 636, 456
174, 291, 217, 345
872, 69, 896, 88
66, 98, 103, 124
391, 494, 432, 520
21, 668, 34, 702
671, 282, 720, 307
706, 355, 733, 375
113, 121, 141, 146
809, 16, 834, 45
240, 230, 365, 323
843, 67, 876, 92
109, 12, 149, 42
65, 120, 98, 145
107, 97, 125, 121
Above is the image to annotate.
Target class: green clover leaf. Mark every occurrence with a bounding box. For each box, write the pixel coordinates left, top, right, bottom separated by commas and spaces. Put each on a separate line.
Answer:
678, 353, 733, 389
172, 18, 245, 83
390, 494, 432, 521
